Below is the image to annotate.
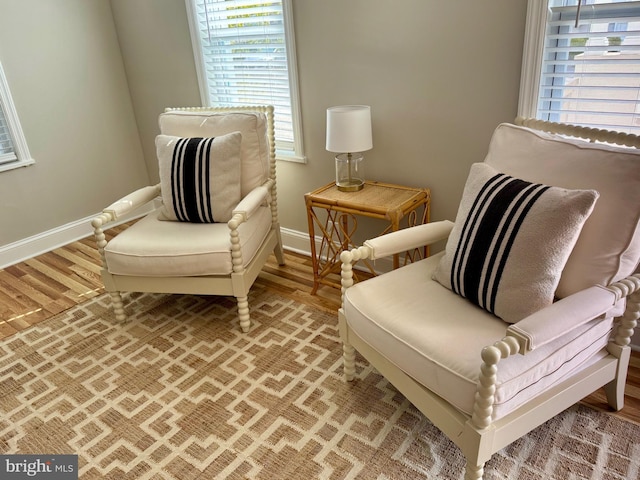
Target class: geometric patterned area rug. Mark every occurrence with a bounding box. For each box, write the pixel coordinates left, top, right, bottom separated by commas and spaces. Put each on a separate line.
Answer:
1, 288, 639, 479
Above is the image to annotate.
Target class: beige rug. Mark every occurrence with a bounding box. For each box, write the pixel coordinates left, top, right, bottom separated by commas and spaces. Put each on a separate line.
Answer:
1, 288, 639, 479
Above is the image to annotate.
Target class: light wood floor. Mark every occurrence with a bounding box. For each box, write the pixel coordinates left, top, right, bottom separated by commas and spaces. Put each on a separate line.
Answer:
1, 230, 639, 425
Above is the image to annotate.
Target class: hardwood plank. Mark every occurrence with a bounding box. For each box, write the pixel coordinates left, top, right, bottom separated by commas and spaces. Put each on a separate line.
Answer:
0, 289, 26, 319
4, 263, 28, 278
0, 269, 56, 309
23, 256, 99, 301
66, 241, 103, 267
55, 246, 102, 276
16, 261, 77, 300
0, 322, 18, 338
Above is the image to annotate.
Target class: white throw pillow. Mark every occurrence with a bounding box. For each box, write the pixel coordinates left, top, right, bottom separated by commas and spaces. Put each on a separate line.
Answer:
156, 132, 242, 223
432, 163, 599, 323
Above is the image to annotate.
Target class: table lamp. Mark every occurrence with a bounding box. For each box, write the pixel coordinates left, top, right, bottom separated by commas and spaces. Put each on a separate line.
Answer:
326, 105, 372, 192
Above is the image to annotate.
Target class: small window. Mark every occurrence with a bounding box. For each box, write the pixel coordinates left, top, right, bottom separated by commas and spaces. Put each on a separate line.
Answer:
0, 62, 33, 172
185, 0, 305, 162
520, 0, 640, 135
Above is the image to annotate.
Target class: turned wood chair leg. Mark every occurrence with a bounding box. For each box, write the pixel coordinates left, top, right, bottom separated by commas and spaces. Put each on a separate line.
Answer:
237, 296, 251, 333
604, 345, 630, 411
273, 231, 285, 266
605, 286, 639, 410
343, 342, 356, 381
109, 291, 127, 323
465, 462, 484, 480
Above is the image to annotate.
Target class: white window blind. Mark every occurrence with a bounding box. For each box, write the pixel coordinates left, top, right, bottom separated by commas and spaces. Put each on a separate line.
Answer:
0, 103, 17, 165
538, 0, 640, 134
187, 0, 304, 159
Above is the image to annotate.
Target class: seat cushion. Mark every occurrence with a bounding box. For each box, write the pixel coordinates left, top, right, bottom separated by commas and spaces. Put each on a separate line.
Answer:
156, 133, 242, 223
104, 206, 272, 276
344, 253, 613, 421
432, 162, 598, 323
484, 123, 640, 298
159, 111, 269, 198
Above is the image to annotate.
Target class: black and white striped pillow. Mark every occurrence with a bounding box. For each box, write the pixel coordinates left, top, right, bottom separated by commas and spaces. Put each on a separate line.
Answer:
433, 163, 598, 323
156, 132, 242, 223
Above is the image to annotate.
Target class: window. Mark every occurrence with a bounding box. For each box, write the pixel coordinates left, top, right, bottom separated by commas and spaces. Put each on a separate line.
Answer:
0, 62, 33, 172
519, 0, 640, 134
185, 0, 305, 162
0, 106, 13, 160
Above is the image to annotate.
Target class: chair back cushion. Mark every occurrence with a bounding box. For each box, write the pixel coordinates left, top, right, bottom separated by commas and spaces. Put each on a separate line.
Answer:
159, 110, 270, 197
156, 132, 242, 223
484, 123, 640, 297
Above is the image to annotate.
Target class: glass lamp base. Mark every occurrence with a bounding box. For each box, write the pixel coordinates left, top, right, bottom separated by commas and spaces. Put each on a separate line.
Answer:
337, 180, 364, 192
335, 153, 365, 192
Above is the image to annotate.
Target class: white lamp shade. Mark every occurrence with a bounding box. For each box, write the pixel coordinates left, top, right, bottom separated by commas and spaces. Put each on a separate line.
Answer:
326, 105, 373, 153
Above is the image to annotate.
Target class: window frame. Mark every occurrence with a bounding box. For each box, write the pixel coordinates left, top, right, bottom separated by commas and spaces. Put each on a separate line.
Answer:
519, 0, 640, 133
184, 0, 306, 163
519, 0, 548, 119
0, 61, 34, 173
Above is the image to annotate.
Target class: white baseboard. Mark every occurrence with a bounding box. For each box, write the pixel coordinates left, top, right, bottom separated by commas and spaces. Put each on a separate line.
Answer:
0, 218, 94, 269
279, 226, 392, 275
279, 226, 314, 257
0, 205, 156, 269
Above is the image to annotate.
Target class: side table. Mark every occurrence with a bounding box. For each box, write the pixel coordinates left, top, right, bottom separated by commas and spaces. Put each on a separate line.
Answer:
304, 181, 430, 294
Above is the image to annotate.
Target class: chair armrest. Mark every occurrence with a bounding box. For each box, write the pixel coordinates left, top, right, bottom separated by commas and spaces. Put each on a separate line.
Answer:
231, 184, 270, 223
226, 184, 272, 275
340, 221, 454, 296
364, 220, 454, 260
472, 275, 640, 429
102, 184, 161, 221
91, 184, 161, 262
507, 285, 618, 354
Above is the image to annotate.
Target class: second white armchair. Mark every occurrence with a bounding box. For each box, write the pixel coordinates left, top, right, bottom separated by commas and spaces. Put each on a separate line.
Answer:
91, 105, 285, 333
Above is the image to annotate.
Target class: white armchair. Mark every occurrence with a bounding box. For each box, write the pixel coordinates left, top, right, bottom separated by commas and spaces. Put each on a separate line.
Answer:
339, 119, 640, 479
92, 106, 285, 332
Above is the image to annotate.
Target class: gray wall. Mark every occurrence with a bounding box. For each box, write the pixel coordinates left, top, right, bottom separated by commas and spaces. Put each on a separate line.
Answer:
290, 1, 528, 238
109, 0, 201, 181
0, 0, 149, 245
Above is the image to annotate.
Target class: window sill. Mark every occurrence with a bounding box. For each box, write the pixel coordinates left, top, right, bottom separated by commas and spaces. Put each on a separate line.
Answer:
276, 150, 307, 164
0, 158, 35, 173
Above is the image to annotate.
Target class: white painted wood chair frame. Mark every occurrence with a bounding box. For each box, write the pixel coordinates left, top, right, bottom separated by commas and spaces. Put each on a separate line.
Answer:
338, 118, 640, 480
92, 105, 284, 333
